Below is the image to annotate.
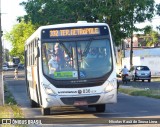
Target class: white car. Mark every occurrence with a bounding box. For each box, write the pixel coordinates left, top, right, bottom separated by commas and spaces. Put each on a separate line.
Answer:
2, 65, 8, 71
128, 66, 151, 82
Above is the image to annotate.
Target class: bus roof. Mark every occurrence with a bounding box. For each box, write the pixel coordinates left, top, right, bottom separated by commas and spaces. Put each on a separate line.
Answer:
25, 21, 109, 45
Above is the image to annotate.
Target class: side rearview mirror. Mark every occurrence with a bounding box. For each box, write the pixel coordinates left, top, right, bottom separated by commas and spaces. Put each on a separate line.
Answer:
34, 47, 40, 59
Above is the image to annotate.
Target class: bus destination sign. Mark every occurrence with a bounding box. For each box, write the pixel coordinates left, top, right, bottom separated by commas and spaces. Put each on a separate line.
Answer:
50, 28, 100, 37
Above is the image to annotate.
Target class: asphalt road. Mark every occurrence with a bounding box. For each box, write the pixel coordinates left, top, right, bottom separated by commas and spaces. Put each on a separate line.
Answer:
3, 70, 160, 127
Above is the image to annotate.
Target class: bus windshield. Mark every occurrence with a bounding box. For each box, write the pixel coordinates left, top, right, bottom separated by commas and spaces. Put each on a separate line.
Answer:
42, 38, 112, 80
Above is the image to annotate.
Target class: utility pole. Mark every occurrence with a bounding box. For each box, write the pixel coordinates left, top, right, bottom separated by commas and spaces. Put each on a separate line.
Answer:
0, 0, 4, 106
130, 0, 134, 69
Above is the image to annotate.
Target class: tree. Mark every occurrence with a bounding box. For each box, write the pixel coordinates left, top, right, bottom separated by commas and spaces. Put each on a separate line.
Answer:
5, 21, 36, 63
156, 3, 160, 31
19, 0, 158, 68
119, 0, 155, 68
145, 30, 159, 46
19, 0, 127, 45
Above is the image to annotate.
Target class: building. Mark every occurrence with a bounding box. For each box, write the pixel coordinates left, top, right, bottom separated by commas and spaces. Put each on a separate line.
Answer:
123, 34, 160, 48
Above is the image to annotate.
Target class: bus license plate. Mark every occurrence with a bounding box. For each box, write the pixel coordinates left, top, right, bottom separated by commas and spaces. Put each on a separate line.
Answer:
74, 101, 88, 106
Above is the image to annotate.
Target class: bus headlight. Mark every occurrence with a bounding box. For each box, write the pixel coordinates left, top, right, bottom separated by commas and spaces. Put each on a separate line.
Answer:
43, 84, 57, 95
104, 84, 114, 92
104, 79, 116, 93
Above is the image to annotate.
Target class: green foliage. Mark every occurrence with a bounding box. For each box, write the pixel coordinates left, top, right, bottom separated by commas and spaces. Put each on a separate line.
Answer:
155, 4, 160, 31
4, 0, 158, 63
144, 29, 159, 46
119, 88, 160, 99
0, 84, 24, 119
19, 0, 157, 46
5, 21, 36, 63
144, 25, 153, 34
156, 3, 160, 15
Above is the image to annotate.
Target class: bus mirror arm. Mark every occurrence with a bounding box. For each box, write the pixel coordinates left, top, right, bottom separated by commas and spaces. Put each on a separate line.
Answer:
34, 47, 40, 59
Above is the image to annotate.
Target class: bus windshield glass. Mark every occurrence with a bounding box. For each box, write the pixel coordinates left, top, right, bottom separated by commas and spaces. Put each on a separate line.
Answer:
42, 38, 112, 80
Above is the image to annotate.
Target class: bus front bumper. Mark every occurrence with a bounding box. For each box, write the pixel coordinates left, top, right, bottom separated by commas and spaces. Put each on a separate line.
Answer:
42, 89, 117, 108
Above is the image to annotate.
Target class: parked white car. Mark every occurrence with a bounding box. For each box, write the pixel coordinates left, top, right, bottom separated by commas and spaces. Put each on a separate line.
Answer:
2, 65, 8, 71
128, 66, 151, 82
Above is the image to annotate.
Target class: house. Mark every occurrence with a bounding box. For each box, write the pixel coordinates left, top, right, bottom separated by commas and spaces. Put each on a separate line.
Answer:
123, 34, 160, 48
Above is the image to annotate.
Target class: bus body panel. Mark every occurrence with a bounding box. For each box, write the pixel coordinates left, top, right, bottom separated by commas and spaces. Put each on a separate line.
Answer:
27, 65, 40, 104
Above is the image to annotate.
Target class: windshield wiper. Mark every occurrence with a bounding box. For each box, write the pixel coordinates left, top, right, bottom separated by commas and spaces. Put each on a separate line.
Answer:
59, 42, 72, 58
82, 38, 93, 57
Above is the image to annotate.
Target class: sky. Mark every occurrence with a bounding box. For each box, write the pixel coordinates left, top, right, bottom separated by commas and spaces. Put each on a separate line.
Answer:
1, 0, 26, 50
1, 0, 160, 50
1, 0, 26, 32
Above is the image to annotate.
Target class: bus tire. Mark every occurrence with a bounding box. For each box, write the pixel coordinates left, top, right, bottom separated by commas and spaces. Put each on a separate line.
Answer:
95, 104, 106, 112
41, 108, 50, 115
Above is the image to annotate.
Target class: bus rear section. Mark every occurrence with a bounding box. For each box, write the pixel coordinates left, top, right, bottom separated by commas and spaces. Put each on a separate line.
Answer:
25, 22, 117, 115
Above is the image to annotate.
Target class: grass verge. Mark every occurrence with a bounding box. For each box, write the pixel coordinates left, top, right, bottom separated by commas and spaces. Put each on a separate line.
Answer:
118, 87, 160, 99
0, 84, 24, 118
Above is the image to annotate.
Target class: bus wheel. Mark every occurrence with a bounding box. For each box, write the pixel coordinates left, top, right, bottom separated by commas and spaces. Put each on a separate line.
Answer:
95, 104, 106, 112
41, 108, 50, 115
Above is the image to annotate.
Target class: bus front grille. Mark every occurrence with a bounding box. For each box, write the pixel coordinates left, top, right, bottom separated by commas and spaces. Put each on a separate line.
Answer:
60, 96, 100, 105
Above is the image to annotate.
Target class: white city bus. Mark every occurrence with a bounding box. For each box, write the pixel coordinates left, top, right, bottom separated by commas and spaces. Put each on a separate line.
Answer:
25, 21, 117, 115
